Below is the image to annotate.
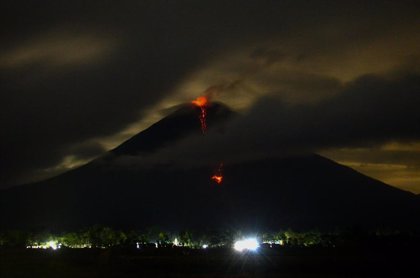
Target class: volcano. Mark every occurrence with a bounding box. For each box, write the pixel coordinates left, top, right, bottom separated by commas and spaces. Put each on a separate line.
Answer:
0, 102, 419, 231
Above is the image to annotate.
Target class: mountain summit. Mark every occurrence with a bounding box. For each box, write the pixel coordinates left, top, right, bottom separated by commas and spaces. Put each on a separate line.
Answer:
0, 101, 419, 231
112, 102, 234, 156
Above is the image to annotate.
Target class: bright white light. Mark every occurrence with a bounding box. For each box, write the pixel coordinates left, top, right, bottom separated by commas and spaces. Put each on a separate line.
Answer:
202, 244, 208, 249
47, 241, 58, 250
173, 238, 180, 246
234, 238, 260, 252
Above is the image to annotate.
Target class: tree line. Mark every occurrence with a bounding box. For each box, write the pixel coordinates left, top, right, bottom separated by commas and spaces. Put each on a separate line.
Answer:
0, 226, 418, 249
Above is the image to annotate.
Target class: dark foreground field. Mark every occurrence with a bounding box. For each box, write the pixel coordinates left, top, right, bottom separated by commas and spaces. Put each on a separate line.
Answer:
1, 247, 418, 278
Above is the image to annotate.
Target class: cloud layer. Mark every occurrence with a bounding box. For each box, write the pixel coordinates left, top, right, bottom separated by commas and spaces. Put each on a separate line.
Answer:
1, 1, 420, 192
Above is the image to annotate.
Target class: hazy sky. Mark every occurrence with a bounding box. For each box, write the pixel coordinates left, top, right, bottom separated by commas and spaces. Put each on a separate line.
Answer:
1, 1, 420, 193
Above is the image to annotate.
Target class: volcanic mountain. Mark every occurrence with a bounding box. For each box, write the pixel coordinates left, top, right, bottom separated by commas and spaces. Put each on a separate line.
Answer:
1, 102, 419, 231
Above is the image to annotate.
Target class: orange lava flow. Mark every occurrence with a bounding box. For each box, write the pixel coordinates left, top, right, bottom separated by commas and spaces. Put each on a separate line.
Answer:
192, 96, 208, 134
211, 175, 223, 184
211, 162, 224, 185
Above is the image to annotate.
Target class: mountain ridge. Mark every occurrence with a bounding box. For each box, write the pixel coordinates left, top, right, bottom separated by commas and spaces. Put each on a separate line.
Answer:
1, 102, 419, 231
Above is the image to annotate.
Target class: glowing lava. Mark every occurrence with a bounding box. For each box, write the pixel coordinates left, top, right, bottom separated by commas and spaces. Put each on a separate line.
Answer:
192, 96, 208, 107
211, 163, 224, 184
211, 175, 223, 184
192, 96, 208, 134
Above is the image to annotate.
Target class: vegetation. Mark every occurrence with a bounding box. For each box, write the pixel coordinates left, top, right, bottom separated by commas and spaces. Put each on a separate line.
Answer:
0, 226, 419, 250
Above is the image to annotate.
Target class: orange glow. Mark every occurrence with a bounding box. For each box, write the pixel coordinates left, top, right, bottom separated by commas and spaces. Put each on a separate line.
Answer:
211, 175, 223, 184
211, 162, 224, 185
192, 96, 208, 134
191, 96, 208, 107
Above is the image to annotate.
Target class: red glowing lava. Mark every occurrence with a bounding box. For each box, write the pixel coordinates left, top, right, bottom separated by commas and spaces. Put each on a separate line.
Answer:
192, 96, 208, 134
211, 174, 223, 184
192, 96, 208, 107
211, 163, 224, 184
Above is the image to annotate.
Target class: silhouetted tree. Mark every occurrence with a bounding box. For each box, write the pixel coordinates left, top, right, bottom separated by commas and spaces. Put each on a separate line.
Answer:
179, 230, 194, 247
87, 226, 127, 248
2, 230, 30, 248
61, 231, 91, 248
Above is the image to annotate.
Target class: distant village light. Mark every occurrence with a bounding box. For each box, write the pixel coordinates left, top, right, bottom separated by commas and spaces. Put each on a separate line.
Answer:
173, 238, 180, 246
47, 240, 59, 250
27, 240, 61, 250
233, 238, 260, 252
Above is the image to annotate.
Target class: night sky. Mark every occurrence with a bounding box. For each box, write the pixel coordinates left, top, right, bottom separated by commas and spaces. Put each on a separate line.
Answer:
1, 1, 420, 193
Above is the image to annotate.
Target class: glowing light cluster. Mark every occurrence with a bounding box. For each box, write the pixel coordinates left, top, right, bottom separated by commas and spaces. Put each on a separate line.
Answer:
263, 239, 284, 247
48, 240, 59, 250
26, 240, 61, 250
233, 238, 260, 252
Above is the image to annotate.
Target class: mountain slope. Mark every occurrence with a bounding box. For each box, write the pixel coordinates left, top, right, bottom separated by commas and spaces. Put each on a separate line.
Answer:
112, 102, 234, 156
0, 103, 419, 231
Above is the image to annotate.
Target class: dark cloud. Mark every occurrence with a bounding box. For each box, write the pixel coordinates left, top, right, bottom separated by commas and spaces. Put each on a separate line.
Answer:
248, 73, 420, 149
249, 48, 286, 66
136, 73, 420, 166
1, 1, 420, 187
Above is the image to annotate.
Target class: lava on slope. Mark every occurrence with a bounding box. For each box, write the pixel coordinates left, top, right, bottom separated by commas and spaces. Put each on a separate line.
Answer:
211, 162, 224, 184
192, 96, 208, 134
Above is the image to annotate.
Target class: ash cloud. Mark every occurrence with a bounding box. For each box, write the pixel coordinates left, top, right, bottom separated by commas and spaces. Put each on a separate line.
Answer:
134, 73, 420, 168
1, 1, 420, 187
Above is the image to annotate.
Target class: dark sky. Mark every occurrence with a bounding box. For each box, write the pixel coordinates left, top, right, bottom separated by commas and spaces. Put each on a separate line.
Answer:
1, 0, 420, 193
